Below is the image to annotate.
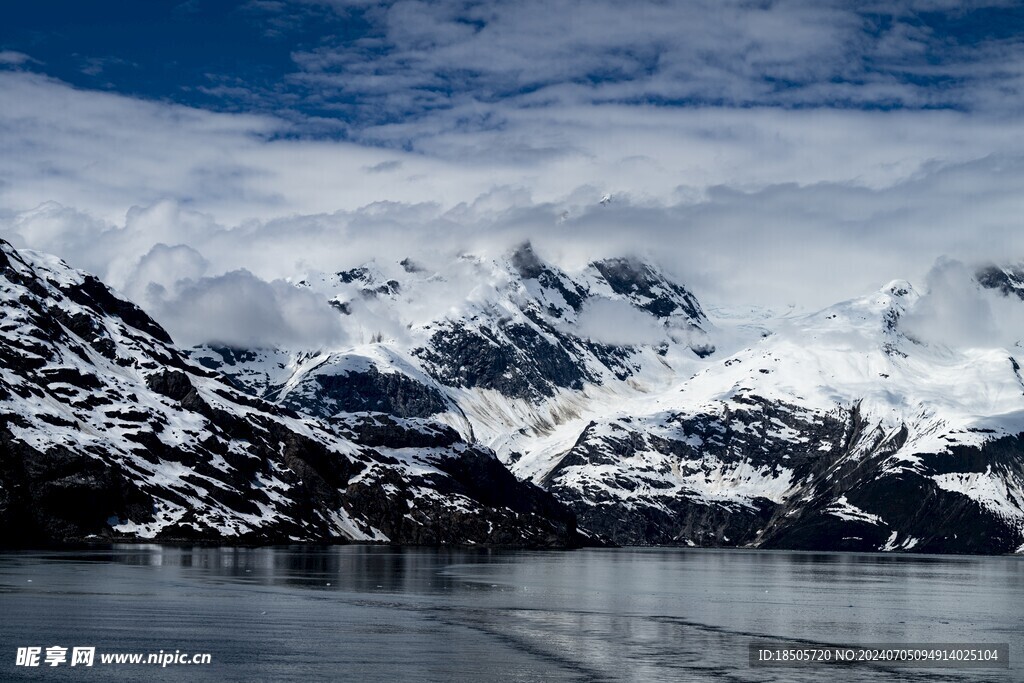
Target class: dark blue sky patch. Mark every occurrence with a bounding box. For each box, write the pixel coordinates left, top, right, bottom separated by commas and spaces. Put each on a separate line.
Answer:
2, 0, 1022, 144
919, 4, 1024, 45
0, 1, 370, 126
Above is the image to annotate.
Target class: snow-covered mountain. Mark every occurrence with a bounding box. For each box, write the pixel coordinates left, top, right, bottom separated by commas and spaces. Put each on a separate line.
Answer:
196, 244, 1024, 554
4, 236, 1023, 553
0, 240, 583, 547
192, 242, 712, 434
538, 279, 1024, 553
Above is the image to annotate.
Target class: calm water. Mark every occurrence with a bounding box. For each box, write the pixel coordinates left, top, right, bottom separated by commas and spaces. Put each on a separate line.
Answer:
0, 545, 1020, 682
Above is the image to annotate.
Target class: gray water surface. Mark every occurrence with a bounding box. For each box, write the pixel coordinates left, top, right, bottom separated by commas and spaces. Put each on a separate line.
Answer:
0, 545, 1019, 682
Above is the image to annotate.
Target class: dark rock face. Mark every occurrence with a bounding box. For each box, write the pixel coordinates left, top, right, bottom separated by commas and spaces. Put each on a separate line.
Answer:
335, 266, 401, 298
416, 321, 588, 400
540, 399, 834, 547
543, 398, 1024, 554
760, 471, 1013, 554
399, 258, 423, 273
342, 477, 578, 548
591, 257, 706, 321
0, 240, 586, 548
337, 267, 370, 284
338, 418, 581, 548
281, 366, 450, 418
758, 433, 1024, 555
331, 413, 461, 449
510, 242, 587, 314
977, 265, 1024, 300
411, 245, 713, 399
62, 274, 175, 345
0, 426, 155, 545
145, 369, 196, 402
192, 346, 451, 419
432, 447, 572, 524
568, 497, 775, 548
193, 346, 261, 369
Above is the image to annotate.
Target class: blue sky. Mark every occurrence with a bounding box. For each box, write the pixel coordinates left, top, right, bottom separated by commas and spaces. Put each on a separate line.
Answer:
5, 0, 1024, 140
1, 1, 1023, 345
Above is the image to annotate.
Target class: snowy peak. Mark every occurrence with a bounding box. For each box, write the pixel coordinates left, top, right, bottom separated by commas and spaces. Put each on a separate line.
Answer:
278, 243, 716, 403
882, 279, 918, 300
1, 241, 175, 358
506, 269, 1024, 552
335, 264, 403, 298
410, 245, 715, 399
586, 256, 707, 324
508, 242, 587, 318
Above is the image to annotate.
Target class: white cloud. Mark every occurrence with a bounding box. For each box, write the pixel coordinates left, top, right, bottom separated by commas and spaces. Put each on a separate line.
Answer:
901, 259, 1024, 350
6, 201, 112, 263
123, 242, 210, 304
110, 242, 345, 348
0, 51, 33, 67
146, 268, 348, 349
571, 298, 667, 346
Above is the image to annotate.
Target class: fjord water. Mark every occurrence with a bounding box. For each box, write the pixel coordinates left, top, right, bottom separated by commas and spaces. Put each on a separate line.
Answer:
0, 546, 1019, 682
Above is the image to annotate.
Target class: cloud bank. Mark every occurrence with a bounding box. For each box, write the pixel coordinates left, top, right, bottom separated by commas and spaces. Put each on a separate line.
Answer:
2, 69, 1023, 345
902, 259, 1024, 351
1, 1, 1023, 348
121, 243, 347, 349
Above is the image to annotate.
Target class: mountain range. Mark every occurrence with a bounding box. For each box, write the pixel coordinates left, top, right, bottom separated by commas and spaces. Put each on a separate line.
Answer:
2, 239, 1023, 553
